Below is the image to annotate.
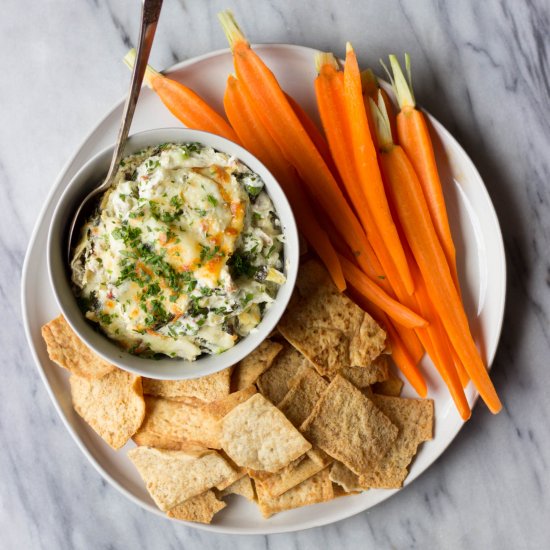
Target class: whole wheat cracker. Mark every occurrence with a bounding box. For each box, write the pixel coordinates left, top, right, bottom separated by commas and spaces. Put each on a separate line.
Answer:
70, 369, 145, 450
257, 342, 310, 405
128, 446, 235, 511
221, 393, 311, 473
300, 375, 398, 476
42, 315, 114, 379
251, 450, 332, 498
358, 395, 434, 489
142, 367, 231, 402
277, 367, 329, 428
231, 340, 283, 391
217, 475, 256, 501
255, 467, 334, 518
166, 490, 226, 523
278, 260, 386, 377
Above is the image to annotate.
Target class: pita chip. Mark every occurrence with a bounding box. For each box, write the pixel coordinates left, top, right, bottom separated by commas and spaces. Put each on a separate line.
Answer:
300, 375, 398, 476
256, 468, 334, 518
70, 369, 145, 450
221, 393, 311, 473
127, 446, 235, 511
278, 260, 386, 377
42, 315, 114, 379
231, 340, 283, 391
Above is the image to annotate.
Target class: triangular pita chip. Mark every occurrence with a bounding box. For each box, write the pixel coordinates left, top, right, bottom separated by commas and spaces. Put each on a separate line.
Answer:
42, 315, 114, 379
70, 369, 145, 450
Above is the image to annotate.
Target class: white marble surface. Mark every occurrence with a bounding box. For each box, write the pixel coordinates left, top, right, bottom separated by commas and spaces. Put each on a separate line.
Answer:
3, 0, 550, 548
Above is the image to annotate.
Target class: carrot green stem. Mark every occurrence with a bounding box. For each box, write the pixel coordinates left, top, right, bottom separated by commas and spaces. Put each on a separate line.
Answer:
368, 95, 393, 151
315, 52, 339, 73
381, 54, 415, 110
123, 48, 160, 89
217, 9, 248, 50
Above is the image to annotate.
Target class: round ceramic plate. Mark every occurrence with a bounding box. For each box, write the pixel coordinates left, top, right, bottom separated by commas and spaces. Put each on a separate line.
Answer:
21, 45, 505, 534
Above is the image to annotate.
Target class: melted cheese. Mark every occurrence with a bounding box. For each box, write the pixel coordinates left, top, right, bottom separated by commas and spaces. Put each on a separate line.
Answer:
71, 143, 285, 361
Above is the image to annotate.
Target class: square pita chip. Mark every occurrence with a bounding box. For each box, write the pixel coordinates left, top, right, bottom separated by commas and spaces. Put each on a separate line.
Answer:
70, 369, 145, 450
166, 490, 226, 524
251, 449, 332, 498
257, 342, 311, 405
231, 340, 283, 391
142, 367, 231, 402
128, 446, 236, 511
358, 395, 434, 488
134, 387, 257, 450
133, 396, 220, 449
42, 315, 114, 379
372, 373, 405, 397
337, 355, 390, 389
300, 375, 398, 476
278, 260, 387, 377
277, 367, 329, 428
221, 393, 311, 473
255, 468, 334, 518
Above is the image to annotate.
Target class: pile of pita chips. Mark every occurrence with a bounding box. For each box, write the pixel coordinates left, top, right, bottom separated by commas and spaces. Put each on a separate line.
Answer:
41, 258, 434, 524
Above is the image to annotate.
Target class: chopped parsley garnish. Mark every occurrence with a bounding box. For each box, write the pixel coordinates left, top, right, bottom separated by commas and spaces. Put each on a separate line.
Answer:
207, 194, 218, 207
200, 244, 225, 263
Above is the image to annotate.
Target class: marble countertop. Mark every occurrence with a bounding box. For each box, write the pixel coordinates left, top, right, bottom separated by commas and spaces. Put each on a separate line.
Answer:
3, 0, 549, 548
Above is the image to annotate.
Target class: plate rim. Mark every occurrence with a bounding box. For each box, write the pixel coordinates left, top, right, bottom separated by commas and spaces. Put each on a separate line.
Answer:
20, 43, 506, 535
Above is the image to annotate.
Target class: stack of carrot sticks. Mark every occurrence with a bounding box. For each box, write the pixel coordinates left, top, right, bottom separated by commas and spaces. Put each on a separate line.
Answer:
123, 10, 502, 419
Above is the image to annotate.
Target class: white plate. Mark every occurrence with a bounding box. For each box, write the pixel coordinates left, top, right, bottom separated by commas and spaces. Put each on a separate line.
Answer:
21, 44, 506, 534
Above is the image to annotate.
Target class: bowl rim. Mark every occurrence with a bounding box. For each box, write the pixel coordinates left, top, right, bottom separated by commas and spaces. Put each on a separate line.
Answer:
46, 127, 300, 380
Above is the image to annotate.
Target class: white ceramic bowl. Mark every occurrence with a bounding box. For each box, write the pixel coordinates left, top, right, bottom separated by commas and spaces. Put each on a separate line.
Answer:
47, 127, 299, 380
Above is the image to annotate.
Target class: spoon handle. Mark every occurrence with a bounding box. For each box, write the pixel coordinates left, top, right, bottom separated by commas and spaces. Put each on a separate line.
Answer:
104, 0, 163, 189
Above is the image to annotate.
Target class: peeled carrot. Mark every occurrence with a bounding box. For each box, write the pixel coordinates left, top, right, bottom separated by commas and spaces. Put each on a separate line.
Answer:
284, 92, 340, 183
384, 54, 459, 291
315, 53, 425, 363
124, 49, 239, 142
223, 75, 346, 291
343, 43, 414, 295
370, 97, 501, 413
217, 12, 375, 278
410, 259, 470, 419
451, 347, 471, 387
339, 255, 427, 329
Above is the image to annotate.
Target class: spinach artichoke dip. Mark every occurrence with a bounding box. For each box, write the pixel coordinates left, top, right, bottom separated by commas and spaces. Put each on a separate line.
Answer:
71, 142, 286, 360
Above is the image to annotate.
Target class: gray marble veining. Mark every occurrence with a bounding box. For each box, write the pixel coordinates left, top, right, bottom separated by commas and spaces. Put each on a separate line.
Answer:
2, 0, 550, 548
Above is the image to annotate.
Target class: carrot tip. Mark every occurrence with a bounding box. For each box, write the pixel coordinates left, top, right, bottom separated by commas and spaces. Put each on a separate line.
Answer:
345, 41, 354, 54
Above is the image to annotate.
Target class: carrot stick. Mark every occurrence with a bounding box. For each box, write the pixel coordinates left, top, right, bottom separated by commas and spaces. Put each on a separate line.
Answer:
315, 56, 409, 295
339, 255, 427, 329
410, 259, 470, 419
343, 43, 414, 295
370, 97, 501, 413
315, 54, 425, 363
217, 12, 374, 277
223, 75, 346, 291
451, 347, 471, 387
124, 49, 239, 142
284, 92, 341, 183
383, 54, 459, 291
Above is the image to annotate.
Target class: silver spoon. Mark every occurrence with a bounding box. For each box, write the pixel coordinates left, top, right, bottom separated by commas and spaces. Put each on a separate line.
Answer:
66, 0, 163, 262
